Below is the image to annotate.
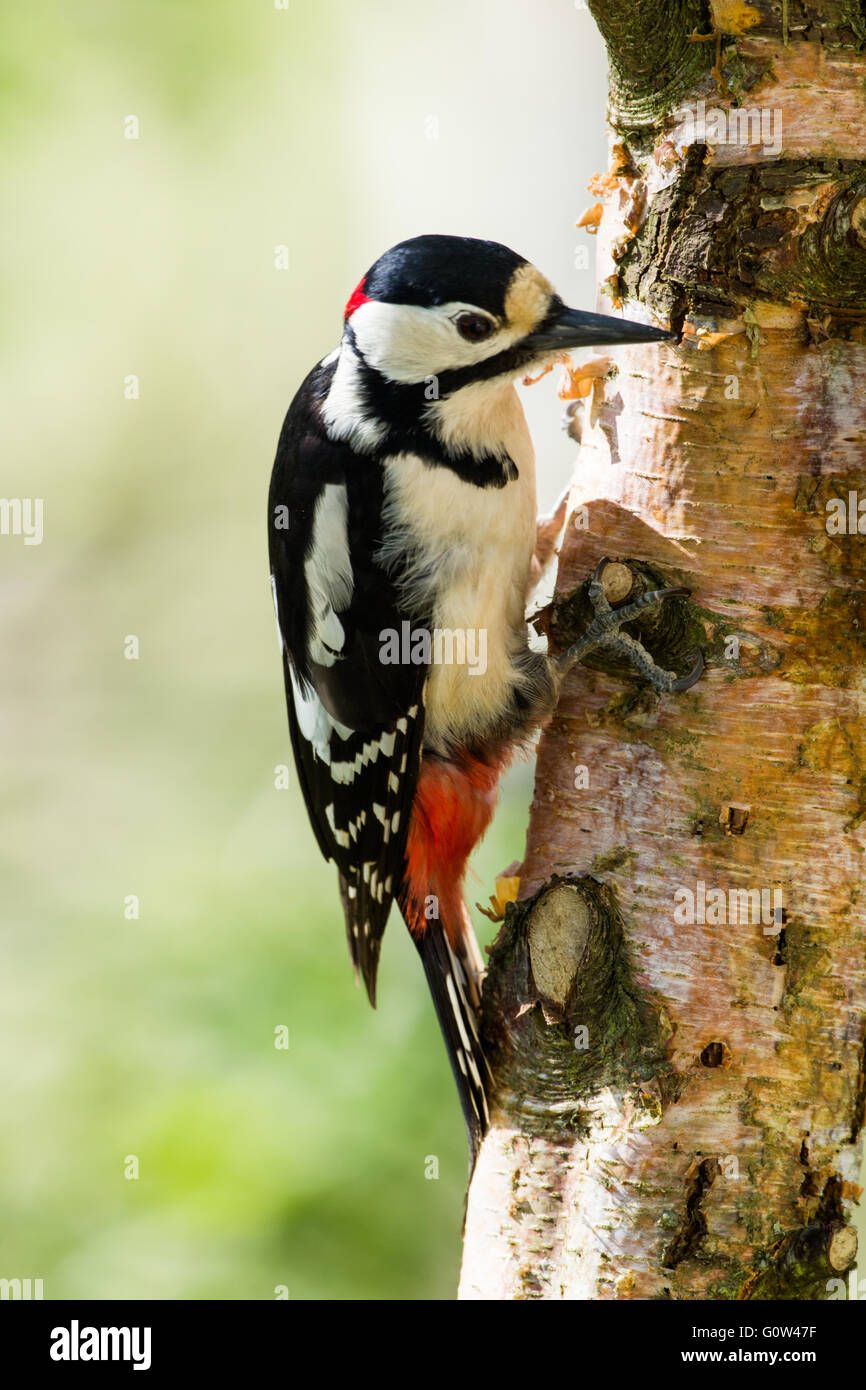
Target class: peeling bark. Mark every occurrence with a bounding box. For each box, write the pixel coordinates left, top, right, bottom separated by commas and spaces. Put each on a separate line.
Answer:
459, 0, 866, 1300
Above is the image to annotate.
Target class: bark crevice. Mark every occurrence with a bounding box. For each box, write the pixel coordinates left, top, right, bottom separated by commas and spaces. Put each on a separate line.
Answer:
663, 1156, 720, 1268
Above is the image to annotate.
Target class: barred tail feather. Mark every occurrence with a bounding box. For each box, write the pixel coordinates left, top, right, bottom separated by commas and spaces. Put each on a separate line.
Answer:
414, 920, 491, 1172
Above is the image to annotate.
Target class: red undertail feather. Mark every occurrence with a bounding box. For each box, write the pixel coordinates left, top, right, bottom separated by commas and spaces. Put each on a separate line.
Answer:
400, 752, 505, 1168
401, 753, 502, 946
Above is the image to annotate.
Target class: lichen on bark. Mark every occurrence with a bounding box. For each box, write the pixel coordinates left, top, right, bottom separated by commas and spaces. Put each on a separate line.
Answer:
586, 0, 714, 126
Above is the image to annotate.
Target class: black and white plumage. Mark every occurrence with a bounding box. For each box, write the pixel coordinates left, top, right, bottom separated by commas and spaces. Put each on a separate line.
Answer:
268, 234, 679, 1165
269, 361, 427, 1000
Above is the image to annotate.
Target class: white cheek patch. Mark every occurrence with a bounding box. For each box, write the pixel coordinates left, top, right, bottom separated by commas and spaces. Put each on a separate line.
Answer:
350, 300, 517, 384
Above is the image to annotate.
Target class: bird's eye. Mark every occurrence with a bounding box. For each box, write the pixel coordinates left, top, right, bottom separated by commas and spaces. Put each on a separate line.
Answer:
455, 312, 495, 343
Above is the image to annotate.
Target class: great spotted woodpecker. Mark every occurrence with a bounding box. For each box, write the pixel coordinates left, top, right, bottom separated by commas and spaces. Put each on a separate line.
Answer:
268, 234, 700, 1166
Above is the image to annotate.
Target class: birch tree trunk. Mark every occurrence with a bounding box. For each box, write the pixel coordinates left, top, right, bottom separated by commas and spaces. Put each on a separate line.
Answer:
460, 0, 866, 1301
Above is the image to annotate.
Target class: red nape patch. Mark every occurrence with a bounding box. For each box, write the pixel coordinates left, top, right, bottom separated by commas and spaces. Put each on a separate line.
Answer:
343, 277, 371, 320
402, 753, 504, 944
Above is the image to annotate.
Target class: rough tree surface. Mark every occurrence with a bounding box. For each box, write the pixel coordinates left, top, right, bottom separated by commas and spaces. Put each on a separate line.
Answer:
460, 0, 866, 1301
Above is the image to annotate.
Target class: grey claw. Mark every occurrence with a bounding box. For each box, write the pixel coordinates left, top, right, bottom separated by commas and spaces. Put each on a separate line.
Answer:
592, 556, 613, 582
636, 584, 690, 608
669, 648, 704, 692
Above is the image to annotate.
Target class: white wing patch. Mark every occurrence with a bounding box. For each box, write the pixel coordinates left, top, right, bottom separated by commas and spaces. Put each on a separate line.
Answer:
289, 664, 352, 765
304, 483, 353, 668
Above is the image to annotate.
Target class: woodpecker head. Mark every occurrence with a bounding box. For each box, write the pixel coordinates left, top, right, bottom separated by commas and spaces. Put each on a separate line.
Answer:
341, 233, 674, 392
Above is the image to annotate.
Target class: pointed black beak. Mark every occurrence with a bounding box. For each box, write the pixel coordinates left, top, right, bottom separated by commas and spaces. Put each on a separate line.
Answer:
521, 304, 676, 353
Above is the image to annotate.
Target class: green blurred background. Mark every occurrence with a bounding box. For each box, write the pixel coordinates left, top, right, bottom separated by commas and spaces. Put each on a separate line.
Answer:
0, 0, 608, 1298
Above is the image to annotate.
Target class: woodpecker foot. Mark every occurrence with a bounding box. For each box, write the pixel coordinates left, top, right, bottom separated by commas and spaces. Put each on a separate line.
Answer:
476, 862, 522, 923
559, 558, 704, 693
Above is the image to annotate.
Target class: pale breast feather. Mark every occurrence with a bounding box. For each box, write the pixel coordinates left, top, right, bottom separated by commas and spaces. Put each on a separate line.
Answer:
378, 383, 537, 751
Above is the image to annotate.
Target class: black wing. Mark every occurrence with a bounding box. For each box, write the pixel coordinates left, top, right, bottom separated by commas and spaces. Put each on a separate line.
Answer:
268, 357, 428, 1003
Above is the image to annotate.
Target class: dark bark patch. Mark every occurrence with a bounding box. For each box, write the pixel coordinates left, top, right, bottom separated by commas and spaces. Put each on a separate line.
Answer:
618, 160, 866, 334
740, 1217, 859, 1299
700, 1040, 732, 1067
481, 876, 671, 1133
662, 1156, 719, 1267
719, 803, 750, 835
